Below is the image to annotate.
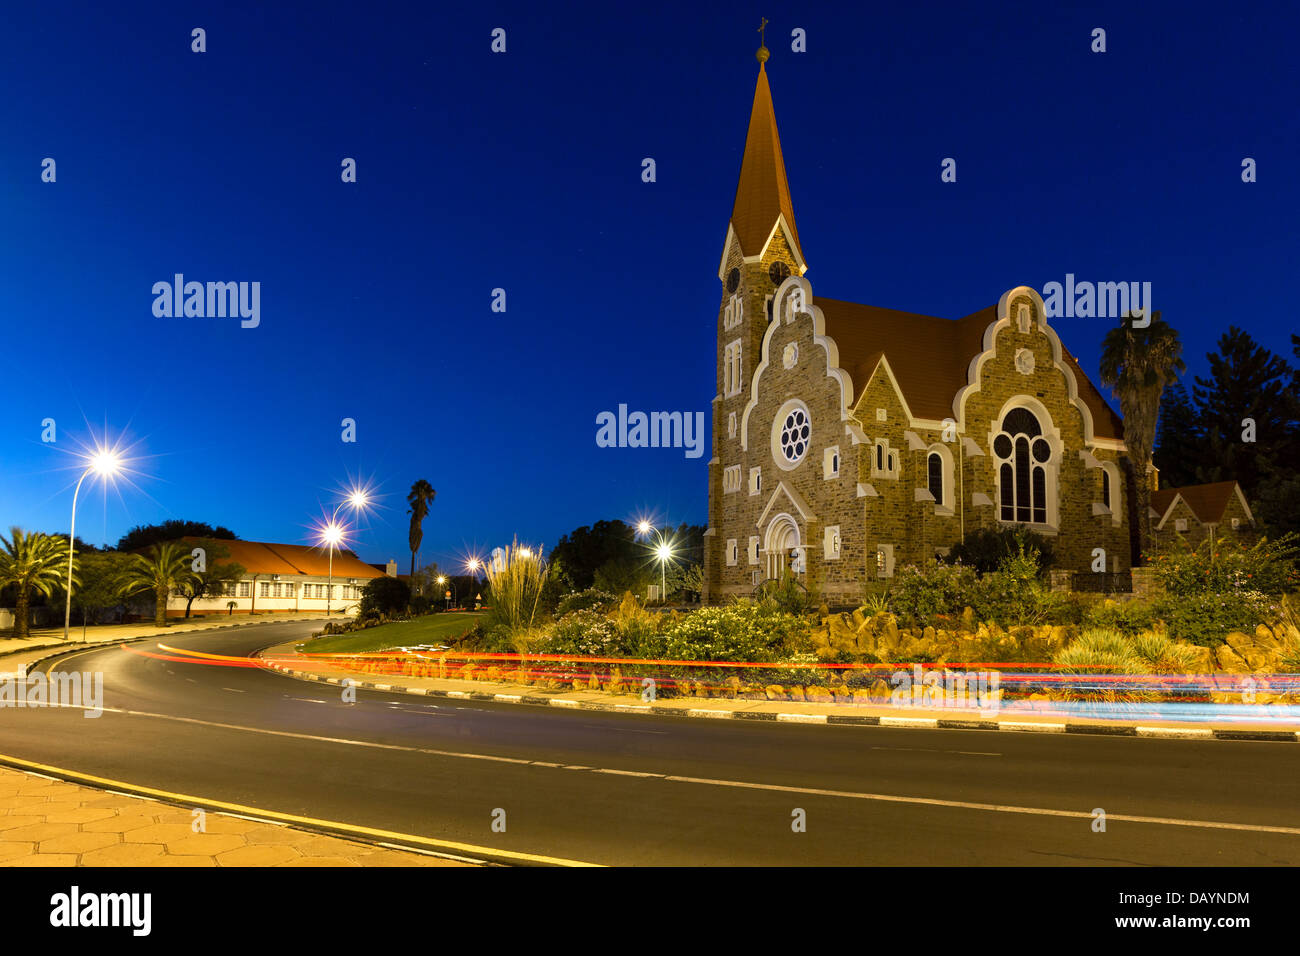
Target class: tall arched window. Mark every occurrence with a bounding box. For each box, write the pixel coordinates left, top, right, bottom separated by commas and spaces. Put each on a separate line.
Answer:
1101, 469, 1111, 509
993, 407, 1051, 523
927, 452, 944, 506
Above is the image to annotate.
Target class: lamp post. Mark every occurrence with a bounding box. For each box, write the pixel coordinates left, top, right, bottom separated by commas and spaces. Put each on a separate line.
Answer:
64, 450, 120, 641
636, 522, 675, 605
437, 575, 457, 610
322, 488, 369, 616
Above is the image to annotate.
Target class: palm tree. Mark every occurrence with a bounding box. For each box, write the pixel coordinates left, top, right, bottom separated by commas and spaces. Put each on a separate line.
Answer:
118, 541, 197, 627
1099, 310, 1185, 564
406, 479, 437, 577
0, 528, 70, 639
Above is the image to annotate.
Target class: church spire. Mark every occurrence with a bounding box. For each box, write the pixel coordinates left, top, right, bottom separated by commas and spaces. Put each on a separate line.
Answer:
730, 31, 802, 263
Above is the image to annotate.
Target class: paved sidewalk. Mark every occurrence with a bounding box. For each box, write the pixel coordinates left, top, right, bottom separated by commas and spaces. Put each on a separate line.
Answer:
0, 766, 473, 867
263, 642, 1300, 742
0, 614, 331, 673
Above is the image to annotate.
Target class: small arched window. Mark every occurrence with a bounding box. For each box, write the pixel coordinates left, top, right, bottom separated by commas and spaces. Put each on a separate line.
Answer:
927, 452, 944, 506
1101, 469, 1111, 509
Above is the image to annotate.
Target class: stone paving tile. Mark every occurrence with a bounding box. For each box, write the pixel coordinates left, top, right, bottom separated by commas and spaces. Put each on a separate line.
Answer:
0, 767, 474, 867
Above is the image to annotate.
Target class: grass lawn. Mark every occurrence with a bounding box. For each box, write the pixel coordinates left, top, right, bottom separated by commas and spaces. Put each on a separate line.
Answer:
296, 612, 483, 654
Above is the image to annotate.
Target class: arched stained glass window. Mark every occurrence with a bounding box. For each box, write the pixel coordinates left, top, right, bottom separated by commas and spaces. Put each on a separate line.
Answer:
994, 407, 1052, 523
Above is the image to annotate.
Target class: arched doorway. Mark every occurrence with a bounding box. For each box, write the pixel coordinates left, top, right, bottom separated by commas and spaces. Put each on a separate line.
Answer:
764, 513, 801, 581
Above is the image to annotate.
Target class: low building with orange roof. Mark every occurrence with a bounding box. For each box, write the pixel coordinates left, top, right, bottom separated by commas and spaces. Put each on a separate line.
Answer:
162, 538, 392, 617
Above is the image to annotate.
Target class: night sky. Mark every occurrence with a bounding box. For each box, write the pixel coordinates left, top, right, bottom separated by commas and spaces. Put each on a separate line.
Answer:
2, 0, 1296, 569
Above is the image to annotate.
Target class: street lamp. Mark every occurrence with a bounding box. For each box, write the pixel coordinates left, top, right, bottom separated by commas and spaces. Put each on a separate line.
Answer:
654, 538, 676, 605
322, 487, 370, 616
437, 574, 457, 610
64, 449, 121, 641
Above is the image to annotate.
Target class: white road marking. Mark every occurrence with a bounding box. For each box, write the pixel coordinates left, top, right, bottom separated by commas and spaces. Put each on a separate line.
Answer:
222, 687, 246, 693
29, 701, 1300, 838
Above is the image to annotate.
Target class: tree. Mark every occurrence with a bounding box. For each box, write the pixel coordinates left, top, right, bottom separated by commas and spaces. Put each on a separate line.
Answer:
1192, 326, 1298, 493
117, 520, 236, 553
405, 480, 436, 578
171, 541, 245, 618
1099, 310, 1185, 564
65, 552, 133, 626
0, 528, 69, 639
549, 520, 639, 590
360, 576, 410, 618
118, 542, 197, 627
1153, 383, 1202, 489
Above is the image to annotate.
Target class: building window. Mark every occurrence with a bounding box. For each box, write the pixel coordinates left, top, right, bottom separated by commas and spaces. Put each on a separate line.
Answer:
726, 539, 738, 566
724, 340, 742, 397
749, 467, 762, 495
778, 407, 810, 464
238, 581, 250, 598
993, 407, 1052, 524
873, 440, 898, 479
723, 465, 741, 493
876, 544, 895, 578
823, 445, 840, 480
271, 582, 282, 598
728, 412, 737, 439
1175, 518, 1188, 532
927, 452, 944, 506
1018, 304, 1031, 334
1231, 517, 1240, 530
1101, 469, 1111, 509
824, 525, 841, 560
748, 536, 760, 565
259, 582, 270, 598
284, 582, 294, 597
723, 293, 743, 331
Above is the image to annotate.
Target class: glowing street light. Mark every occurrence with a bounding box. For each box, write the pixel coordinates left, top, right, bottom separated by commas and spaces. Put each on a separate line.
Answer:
653, 536, 676, 605
64, 448, 122, 641
518, 547, 532, 559
436, 574, 456, 609
322, 486, 372, 616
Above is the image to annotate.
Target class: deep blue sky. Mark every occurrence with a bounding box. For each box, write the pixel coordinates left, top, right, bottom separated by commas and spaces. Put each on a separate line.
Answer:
2, 0, 1296, 569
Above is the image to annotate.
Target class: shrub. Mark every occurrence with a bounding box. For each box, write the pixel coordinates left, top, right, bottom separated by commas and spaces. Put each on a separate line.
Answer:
485, 540, 548, 635
1151, 533, 1300, 597
1154, 590, 1273, 646
1083, 599, 1159, 636
656, 602, 807, 663
755, 573, 814, 615
970, 546, 1050, 626
1052, 629, 1152, 702
555, 588, 618, 616
889, 563, 979, 627
946, 526, 1055, 575
544, 609, 625, 657
1130, 631, 1202, 674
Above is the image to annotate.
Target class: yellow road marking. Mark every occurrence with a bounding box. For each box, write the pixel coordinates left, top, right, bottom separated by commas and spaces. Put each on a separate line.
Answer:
0, 752, 601, 867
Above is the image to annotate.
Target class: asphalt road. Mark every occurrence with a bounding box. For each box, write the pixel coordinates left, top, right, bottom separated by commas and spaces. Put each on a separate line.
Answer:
1, 621, 1298, 866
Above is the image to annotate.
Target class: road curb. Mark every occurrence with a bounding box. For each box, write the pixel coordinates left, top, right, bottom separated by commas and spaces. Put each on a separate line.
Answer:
263, 662, 1300, 744
5, 618, 333, 677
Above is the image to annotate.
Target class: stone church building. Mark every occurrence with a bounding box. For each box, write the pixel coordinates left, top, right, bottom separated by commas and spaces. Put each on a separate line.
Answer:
702, 52, 1218, 606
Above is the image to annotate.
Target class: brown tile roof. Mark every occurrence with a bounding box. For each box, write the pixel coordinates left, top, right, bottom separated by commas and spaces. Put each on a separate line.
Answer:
1152, 480, 1242, 525
731, 64, 801, 260
815, 296, 1123, 440
175, 539, 385, 579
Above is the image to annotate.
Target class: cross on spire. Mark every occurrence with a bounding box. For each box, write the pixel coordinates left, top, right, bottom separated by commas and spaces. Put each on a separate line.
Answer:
757, 16, 768, 46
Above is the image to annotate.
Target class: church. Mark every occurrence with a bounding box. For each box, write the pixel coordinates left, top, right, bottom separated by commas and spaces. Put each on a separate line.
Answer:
701, 47, 1236, 606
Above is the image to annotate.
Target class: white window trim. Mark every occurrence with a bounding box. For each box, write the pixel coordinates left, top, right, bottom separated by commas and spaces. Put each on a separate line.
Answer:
748, 536, 760, 565
823, 445, 840, 480
876, 544, 895, 579
726, 538, 739, 566
925, 443, 955, 516
724, 340, 743, 397
723, 465, 741, 494
771, 399, 812, 471
872, 439, 899, 480
823, 525, 841, 561
749, 467, 762, 496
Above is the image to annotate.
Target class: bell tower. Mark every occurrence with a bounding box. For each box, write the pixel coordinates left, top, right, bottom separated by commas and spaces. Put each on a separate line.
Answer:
704, 28, 807, 603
